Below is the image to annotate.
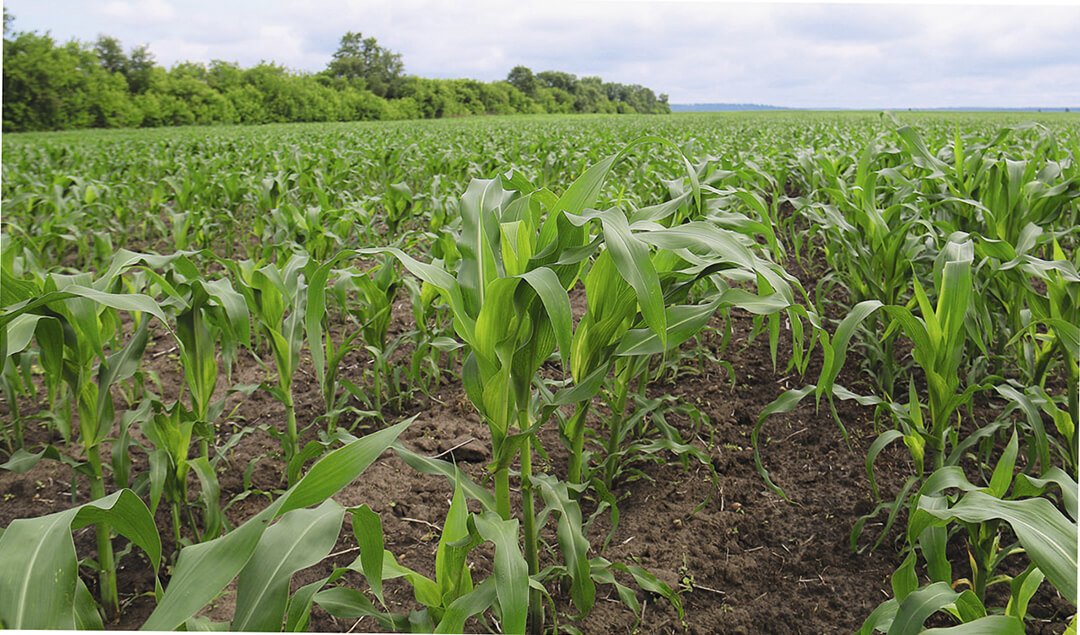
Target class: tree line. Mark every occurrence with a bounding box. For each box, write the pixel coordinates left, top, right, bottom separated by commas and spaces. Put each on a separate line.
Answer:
2, 20, 670, 132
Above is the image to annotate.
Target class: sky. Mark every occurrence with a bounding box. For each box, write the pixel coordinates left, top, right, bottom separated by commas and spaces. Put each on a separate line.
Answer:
4, 0, 1079, 109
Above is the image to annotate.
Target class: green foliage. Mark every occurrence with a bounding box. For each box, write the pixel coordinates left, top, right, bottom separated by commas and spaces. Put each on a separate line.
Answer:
2, 22, 670, 132
2, 111, 1077, 632
325, 31, 405, 99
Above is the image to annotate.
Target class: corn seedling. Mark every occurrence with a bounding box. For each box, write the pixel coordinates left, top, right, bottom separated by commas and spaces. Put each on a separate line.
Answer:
228, 254, 310, 485
858, 432, 1077, 634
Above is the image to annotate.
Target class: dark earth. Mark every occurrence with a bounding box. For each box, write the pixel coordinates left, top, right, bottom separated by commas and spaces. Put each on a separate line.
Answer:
1, 234, 1074, 634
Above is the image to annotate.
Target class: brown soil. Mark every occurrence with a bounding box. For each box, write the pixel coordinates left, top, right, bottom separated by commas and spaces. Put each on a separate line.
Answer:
1, 262, 1073, 634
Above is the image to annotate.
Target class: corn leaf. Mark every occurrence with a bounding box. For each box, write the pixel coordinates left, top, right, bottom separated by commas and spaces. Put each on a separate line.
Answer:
232, 500, 344, 631
142, 417, 411, 630
0, 489, 160, 629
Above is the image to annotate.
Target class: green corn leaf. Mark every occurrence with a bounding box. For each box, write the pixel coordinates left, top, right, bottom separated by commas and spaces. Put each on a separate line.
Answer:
351, 505, 387, 606
471, 512, 528, 635
917, 495, 953, 584
376, 550, 442, 607
0, 446, 63, 474
888, 581, 962, 635
915, 466, 981, 500
818, 300, 882, 396
913, 490, 1077, 603
1006, 563, 1044, 620
0, 489, 161, 629
534, 473, 595, 617
176, 306, 218, 418
1013, 467, 1077, 521
0, 284, 171, 335
856, 597, 898, 634
953, 588, 987, 622
392, 443, 497, 513
922, 615, 1025, 634
73, 578, 104, 630
866, 430, 904, 501
896, 125, 951, 174
995, 384, 1055, 474
615, 300, 721, 357
637, 221, 756, 270
518, 267, 572, 367
233, 500, 345, 631
357, 246, 473, 340
188, 456, 223, 540
284, 574, 336, 632
142, 417, 411, 631
597, 209, 667, 352
473, 276, 520, 372
891, 552, 918, 602
605, 560, 683, 620
3, 313, 49, 355
283, 415, 416, 513
935, 257, 972, 363
988, 431, 1019, 499
753, 384, 818, 500
551, 155, 617, 219
434, 577, 498, 634
458, 178, 511, 311
313, 587, 408, 631
436, 475, 477, 606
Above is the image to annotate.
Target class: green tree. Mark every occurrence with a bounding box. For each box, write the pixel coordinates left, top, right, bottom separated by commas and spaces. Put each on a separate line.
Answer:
126, 44, 156, 93
94, 35, 127, 75
325, 31, 404, 99
536, 70, 578, 94
506, 65, 537, 96
91, 36, 155, 93
3, 29, 136, 130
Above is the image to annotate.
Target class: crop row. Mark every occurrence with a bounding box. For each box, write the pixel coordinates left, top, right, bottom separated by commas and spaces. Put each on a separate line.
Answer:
1, 112, 1077, 633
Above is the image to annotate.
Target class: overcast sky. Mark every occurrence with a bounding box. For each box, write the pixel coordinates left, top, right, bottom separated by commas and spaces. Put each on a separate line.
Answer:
4, 0, 1079, 108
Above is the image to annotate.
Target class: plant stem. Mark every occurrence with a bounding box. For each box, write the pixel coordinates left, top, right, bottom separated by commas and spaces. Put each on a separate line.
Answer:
495, 466, 511, 521
519, 414, 543, 635
603, 362, 634, 490
87, 444, 118, 620
566, 402, 589, 488
882, 332, 896, 399
171, 502, 183, 547
284, 386, 297, 483
1067, 355, 1078, 468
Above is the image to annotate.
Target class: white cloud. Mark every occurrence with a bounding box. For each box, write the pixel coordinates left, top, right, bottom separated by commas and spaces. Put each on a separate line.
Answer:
98, 0, 176, 22
4, 0, 1079, 107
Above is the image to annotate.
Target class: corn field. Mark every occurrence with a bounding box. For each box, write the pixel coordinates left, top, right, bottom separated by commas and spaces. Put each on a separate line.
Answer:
1, 111, 1077, 633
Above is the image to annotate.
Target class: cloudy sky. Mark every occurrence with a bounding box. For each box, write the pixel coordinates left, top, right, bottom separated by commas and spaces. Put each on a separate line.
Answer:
4, 0, 1079, 108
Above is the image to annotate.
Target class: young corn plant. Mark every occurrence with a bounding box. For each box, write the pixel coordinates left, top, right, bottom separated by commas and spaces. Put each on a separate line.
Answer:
858, 432, 1078, 634
0, 272, 172, 621
562, 209, 807, 503
101, 250, 253, 541
305, 260, 369, 434
798, 145, 929, 396
373, 177, 579, 633
313, 472, 527, 632
306, 254, 409, 432
228, 253, 310, 485
754, 238, 995, 527
0, 417, 413, 630
366, 138, 700, 633
401, 275, 463, 399
344, 256, 407, 413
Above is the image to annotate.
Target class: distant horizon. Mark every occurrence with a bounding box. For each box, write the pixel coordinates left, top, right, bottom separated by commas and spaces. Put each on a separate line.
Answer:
671, 103, 1077, 112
